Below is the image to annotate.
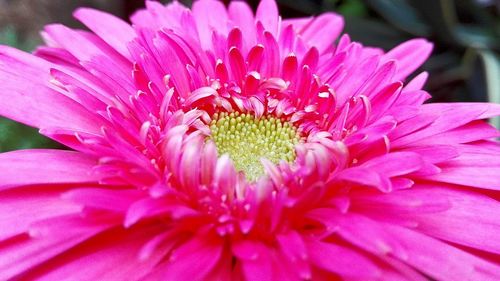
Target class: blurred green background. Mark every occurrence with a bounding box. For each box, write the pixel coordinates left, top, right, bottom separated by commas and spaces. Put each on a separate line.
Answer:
0, 0, 499, 152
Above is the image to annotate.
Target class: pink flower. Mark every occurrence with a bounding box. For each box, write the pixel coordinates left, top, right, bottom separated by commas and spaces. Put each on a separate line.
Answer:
0, 0, 499, 279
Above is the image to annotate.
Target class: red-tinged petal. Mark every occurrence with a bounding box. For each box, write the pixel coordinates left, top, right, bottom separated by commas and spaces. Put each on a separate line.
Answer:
73, 8, 135, 60
306, 239, 381, 278
233, 240, 273, 281
161, 234, 224, 280
19, 225, 164, 281
228, 1, 256, 48
276, 231, 311, 279
0, 150, 98, 190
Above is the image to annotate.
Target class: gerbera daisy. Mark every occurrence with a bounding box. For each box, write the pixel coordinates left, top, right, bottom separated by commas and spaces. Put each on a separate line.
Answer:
0, 0, 499, 280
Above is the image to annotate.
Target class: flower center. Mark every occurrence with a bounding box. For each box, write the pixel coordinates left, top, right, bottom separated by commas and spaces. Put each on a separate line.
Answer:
209, 112, 301, 181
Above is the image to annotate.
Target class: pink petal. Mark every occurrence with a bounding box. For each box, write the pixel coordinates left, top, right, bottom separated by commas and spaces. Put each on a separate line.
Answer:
307, 238, 381, 278
0, 47, 104, 133
0, 216, 112, 280
337, 212, 500, 280
0, 150, 98, 190
20, 225, 163, 280
73, 8, 135, 60
192, 0, 229, 49
300, 12, 344, 54
383, 224, 500, 281
398, 185, 500, 254
392, 103, 500, 147
153, 234, 224, 280
256, 0, 279, 36
0, 186, 81, 241
62, 188, 144, 212
228, 1, 256, 48
383, 39, 433, 80
426, 166, 500, 190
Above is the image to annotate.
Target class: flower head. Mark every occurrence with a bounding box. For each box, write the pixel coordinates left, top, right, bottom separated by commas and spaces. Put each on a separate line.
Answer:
0, 0, 499, 280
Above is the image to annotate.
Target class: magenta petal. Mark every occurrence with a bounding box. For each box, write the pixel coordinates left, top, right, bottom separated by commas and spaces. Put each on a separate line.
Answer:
0, 150, 98, 190
383, 38, 433, 80
20, 226, 163, 281
256, 0, 279, 36
426, 166, 500, 190
73, 8, 135, 60
401, 185, 500, 254
384, 224, 500, 281
0, 216, 111, 280
300, 12, 344, 54
161, 234, 223, 280
361, 152, 424, 177
0, 187, 81, 241
307, 239, 381, 278
0, 47, 104, 133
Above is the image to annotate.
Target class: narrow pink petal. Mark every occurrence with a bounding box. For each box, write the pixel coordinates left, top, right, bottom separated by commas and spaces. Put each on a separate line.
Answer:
398, 185, 500, 254
62, 188, 144, 212
383, 39, 433, 80
256, 0, 279, 36
43, 24, 130, 72
192, 0, 229, 49
413, 120, 499, 145
0, 47, 104, 133
360, 152, 424, 177
392, 103, 499, 147
73, 8, 135, 60
0, 150, 98, 190
400, 145, 459, 164
228, 1, 256, 48
426, 166, 500, 190
403, 71, 428, 91
300, 13, 344, 54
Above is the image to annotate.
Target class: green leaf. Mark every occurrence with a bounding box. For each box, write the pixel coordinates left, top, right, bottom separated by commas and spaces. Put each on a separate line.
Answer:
478, 50, 500, 129
454, 25, 500, 50
464, 49, 500, 128
342, 17, 409, 50
0, 118, 61, 152
336, 0, 368, 17
365, 0, 431, 36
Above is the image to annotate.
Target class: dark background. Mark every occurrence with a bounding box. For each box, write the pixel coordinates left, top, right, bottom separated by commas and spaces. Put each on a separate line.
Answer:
0, 0, 499, 151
